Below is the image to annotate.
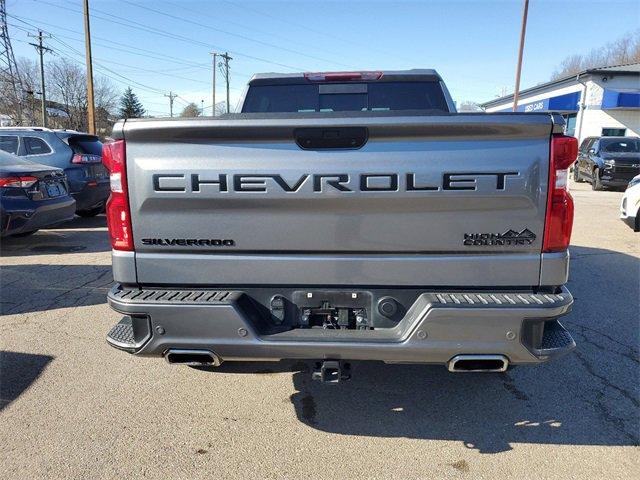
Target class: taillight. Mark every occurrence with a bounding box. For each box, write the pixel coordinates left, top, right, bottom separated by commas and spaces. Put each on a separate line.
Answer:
102, 139, 133, 251
0, 176, 38, 188
543, 134, 578, 252
304, 71, 383, 82
72, 153, 101, 164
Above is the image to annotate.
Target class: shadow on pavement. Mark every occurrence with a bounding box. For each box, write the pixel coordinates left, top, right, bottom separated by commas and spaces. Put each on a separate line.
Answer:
1, 264, 112, 315
0, 215, 109, 257
0, 351, 53, 411
202, 245, 639, 453
52, 215, 107, 230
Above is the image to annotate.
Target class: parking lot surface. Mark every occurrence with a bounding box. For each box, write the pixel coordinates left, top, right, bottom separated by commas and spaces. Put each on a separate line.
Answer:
1, 181, 638, 479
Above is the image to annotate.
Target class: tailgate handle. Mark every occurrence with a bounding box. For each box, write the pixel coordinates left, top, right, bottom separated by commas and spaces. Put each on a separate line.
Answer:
294, 127, 368, 150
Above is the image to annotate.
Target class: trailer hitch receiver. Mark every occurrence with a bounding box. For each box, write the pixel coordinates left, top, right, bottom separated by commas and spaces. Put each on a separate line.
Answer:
312, 360, 351, 383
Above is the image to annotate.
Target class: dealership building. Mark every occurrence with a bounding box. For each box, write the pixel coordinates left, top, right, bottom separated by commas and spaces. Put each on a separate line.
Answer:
480, 63, 639, 144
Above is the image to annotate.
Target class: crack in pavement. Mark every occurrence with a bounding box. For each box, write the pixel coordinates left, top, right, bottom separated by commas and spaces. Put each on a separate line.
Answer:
572, 349, 639, 443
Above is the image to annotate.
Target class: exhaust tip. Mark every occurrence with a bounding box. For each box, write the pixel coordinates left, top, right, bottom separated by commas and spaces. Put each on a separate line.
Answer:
165, 349, 221, 367
447, 354, 508, 373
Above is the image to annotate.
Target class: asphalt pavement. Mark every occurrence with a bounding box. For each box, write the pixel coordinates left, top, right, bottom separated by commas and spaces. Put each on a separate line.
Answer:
1, 181, 638, 479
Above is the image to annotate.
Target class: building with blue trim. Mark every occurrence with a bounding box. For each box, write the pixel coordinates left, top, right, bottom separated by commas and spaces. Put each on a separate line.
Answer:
480, 63, 639, 143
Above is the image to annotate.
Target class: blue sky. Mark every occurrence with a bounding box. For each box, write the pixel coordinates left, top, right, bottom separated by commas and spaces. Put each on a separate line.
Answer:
6, 0, 640, 116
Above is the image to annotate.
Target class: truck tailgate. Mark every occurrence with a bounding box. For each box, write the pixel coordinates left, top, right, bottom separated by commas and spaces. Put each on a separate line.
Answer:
119, 113, 556, 287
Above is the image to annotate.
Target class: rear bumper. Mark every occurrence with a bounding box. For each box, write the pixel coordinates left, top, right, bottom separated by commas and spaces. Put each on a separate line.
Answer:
106, 284, 575, 366
70, 181, 109, 211
1, 195, 76, 236
601, 170, 639, 188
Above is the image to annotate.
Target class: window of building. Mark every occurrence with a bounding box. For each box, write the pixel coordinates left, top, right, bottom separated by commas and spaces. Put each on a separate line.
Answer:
0, 135, 19, 155
24, 137, 52, 155
601, 128, 626, 137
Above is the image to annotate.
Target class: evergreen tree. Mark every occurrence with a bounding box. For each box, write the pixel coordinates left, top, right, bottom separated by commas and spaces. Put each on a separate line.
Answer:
119, 87, 145, 119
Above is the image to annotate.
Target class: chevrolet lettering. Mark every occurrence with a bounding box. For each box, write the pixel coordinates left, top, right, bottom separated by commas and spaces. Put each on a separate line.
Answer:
152, 172, 520, 193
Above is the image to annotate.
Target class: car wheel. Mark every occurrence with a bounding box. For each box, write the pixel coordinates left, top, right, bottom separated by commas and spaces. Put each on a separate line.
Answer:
592, 168, 603, 191
573, 166, 582, 183
76, 207, 103, 217
11, 230, 38, 237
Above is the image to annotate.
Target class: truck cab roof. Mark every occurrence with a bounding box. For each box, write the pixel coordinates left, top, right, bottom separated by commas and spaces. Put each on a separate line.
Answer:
248, 69, 442, 85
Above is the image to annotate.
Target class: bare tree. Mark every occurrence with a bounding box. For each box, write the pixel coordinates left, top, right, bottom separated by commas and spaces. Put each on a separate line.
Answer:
458, 101, 482, 112
0, 57, 39, 125
551, 30, 640, 80
214, 101, 227, 116
180, 102, 201, 117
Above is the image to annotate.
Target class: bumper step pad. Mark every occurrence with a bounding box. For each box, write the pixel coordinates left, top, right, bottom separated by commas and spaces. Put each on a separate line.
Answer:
541, 320, 575, 350
531, 320, 576, 358
106, 315, 151, 352
107, 320, 135, 346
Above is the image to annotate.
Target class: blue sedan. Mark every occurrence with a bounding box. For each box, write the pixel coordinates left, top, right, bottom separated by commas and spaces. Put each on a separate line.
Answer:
0, 150, 76, 237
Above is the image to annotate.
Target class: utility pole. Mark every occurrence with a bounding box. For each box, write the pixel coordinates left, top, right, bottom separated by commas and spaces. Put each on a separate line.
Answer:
28, 30, 51, 127
512, 0, 529, 112
83, 0, 96, 134
201, 99, 204, 116
210, 51, 217, 116
164, 91, 177, 117
221, 52, 232, 113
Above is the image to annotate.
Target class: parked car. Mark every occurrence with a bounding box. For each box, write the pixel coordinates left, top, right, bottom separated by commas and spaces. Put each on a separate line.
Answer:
104, 69, 578, 381
620, 174, 640, 231
0, 128, 109, 216
0, 150, 75, 237
574, 136, 640, 190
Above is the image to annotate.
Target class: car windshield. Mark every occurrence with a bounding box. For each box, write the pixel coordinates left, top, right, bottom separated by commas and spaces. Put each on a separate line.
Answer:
0, 150, 36, 167
601, 139, 640, 153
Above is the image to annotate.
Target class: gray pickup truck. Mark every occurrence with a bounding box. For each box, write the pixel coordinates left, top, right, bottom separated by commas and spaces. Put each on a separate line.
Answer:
104, 70, 578, 381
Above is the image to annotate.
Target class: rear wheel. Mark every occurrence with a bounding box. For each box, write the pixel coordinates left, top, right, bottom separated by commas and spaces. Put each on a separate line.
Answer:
592, 168, 603, 191
76, 207, 103, 217
573, 165, 583, 183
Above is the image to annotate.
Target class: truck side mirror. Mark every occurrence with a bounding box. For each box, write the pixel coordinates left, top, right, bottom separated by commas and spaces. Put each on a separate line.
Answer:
588, 148, 596, 155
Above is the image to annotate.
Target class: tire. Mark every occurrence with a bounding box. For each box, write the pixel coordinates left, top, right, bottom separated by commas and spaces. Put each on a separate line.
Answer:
11, 230, 38, 237
591, 168, 603, 191
635, 215, 640, 233
573, 166, 583, 183
76, 207, 103, 217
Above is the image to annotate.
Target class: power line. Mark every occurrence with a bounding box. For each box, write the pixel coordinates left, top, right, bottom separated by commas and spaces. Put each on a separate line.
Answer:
47, 35, 165, 95
119, 0, 349, 68
35, 0, 306, 71
11, 14, 220, 92
163, 0, 354, 66
8, 13, 212, 71
220, 0, 416, 64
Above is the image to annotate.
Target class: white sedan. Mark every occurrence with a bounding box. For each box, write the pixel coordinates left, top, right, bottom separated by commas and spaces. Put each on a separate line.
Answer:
620, 174, 640, 231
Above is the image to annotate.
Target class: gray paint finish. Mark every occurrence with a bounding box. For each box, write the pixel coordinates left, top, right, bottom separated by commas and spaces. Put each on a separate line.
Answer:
119, 113, 556, 287
134, 252, 544, 287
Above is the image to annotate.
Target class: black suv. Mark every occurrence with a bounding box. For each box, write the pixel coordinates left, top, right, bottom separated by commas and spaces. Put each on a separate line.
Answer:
0, 128, 109, 216
574, 136, 640, 190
